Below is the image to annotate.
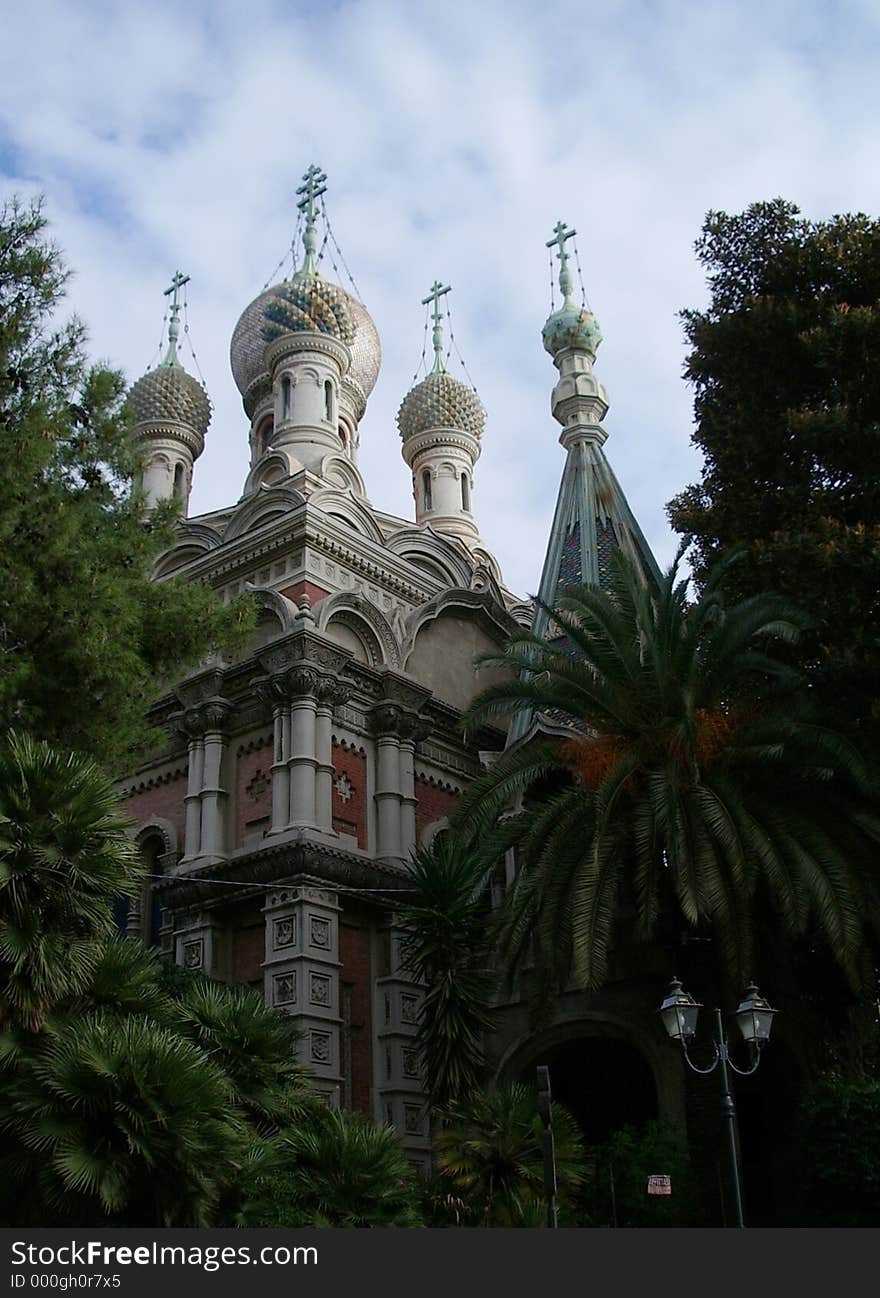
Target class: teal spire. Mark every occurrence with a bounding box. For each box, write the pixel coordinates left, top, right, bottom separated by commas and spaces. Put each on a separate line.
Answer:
161, 270, 190, 367
296, 163, 327, 277
421, 280, 451, 375
542, 220, 602, 359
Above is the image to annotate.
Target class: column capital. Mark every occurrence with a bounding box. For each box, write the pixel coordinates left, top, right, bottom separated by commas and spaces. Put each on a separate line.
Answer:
176, 697, 233, 739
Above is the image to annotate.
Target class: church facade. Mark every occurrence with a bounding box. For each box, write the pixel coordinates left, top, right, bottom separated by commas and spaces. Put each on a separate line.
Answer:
121, 167, 693, 1173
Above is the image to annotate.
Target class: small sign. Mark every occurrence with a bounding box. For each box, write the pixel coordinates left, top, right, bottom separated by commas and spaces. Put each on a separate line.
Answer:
647, 1175, 672, 1196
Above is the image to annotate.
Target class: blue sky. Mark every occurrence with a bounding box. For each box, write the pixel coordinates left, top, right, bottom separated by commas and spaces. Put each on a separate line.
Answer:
2, 0, 879, 597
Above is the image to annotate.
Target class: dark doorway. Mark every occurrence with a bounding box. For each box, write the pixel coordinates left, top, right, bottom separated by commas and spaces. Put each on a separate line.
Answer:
523, 1035, 657, 1144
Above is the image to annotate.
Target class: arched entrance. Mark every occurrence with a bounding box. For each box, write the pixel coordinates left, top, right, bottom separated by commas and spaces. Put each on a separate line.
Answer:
521, 1036, 657, 1144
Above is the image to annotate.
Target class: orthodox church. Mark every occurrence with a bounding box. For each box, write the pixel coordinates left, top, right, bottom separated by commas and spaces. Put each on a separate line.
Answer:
121, 166, 669, 1170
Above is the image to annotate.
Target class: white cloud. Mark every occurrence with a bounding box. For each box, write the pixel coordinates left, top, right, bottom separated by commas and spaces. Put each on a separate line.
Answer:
3, 0, 879, 595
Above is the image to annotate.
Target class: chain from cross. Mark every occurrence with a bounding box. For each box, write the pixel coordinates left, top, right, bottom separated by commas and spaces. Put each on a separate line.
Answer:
546, 221, 576, 300
421, 280, 451, 373
162, 271, 190, 364
297, 164, 328, 274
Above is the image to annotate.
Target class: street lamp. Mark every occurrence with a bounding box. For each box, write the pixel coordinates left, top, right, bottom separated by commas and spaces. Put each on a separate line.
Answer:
659, 977, 777, 1228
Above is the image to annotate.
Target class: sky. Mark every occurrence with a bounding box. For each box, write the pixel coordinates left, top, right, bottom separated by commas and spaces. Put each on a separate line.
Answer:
2, 0, 880, 599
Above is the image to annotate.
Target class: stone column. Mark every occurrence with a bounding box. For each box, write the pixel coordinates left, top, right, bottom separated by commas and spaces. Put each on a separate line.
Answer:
398, 716, 428, 860
372, 704, 404, 862
288, 668, 318, 828
183, 736, 204, 859
315, 679, 348, 833
198, 702, 231, 859
257, 678, 291, 835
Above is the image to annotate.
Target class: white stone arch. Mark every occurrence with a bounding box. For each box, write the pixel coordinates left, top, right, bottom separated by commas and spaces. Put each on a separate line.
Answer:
386, 527, 474, 588
242, 450, 293, 495
315, 455, 368, 497
224, 484, 306, 541
311, 488, 384, 542
401, 587, 516, 662
418, 815, 449, 849
132, 816, 179, 858
317, 592, 400, 668
242, 586, 299, 651
153, 523, 221, 578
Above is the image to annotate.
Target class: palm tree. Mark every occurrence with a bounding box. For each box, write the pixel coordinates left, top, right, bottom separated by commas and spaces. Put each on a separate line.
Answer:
0, 1010, 245, 1226
433, 1082, 585, 1226
175, 979, 317, 1132
0, 734, 142, 1029
459, 548, 880, 995
396, 832, 496, 1109
237, 1108, 423, 1228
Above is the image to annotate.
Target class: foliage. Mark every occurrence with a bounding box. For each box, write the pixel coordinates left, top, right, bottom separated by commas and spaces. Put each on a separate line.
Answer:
433, 1083, 585, 1226
237, 1109, 423, 1228
790, 1074, 880, 1225
667, 199, 880, 741
457, 547, 880, 998
0, 195, 252, 768
397, 832, 497, 1109
0, 734, 142, 1029
582, 1120, 701, 1226
0, 1010, 244, 1226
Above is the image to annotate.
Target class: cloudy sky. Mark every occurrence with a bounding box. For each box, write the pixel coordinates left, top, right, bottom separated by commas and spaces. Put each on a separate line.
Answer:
2, 0, 879, 597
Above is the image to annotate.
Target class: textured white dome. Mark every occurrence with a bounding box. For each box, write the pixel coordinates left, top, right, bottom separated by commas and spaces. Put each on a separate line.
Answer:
397, 371, 485, 443
230, 276, 381, 414
126, 364, 211, 439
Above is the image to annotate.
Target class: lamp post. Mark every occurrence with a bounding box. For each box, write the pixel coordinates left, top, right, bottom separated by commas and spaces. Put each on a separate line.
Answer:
659, 978, 777, 1228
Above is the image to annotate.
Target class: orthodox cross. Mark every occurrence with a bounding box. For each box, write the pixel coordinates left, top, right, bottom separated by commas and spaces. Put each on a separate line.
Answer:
297, 163, 328, 275
546, 220, 576, 302
421, 279, 451, 373
162, 270, 190, 365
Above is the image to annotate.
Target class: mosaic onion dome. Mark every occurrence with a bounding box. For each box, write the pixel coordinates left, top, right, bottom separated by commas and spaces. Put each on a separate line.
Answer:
230, 274, 381, 408
397, 370, 485, 443
542, 300, 603, 359
126, 359, 211, 440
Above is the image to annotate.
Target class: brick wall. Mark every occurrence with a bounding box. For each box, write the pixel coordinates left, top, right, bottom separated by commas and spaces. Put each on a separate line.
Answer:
232, 923, 264, 990
339, 922, 372, 1116
236, 742, 273, 847
125, 773, 187, 849
280, 581, 329, 606
414, 775, 459, 842
332, 741, 367, 847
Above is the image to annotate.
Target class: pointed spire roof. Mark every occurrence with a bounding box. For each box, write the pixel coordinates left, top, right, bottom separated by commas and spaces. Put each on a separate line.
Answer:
506, 225, 659, 746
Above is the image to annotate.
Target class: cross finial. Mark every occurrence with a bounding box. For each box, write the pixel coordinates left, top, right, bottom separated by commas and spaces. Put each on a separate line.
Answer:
546, 220, 576, 303
161, 270, 190, 366
421, 280, 451, 374
296, 163, 328, 276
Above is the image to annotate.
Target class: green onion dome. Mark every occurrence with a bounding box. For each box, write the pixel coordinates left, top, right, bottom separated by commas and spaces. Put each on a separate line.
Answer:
397, 370, 485, 444
542, 301, 603, 359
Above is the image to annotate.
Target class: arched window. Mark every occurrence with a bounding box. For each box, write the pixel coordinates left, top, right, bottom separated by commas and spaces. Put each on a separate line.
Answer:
281, 376, 291, 419
422, 469, 433, 512
338, 424, 347, 450
461, 473, 470, 511
256, 415, 274, 456
140, 836, 165, 948
173, 462, 185, 500
324, 380, 333, 422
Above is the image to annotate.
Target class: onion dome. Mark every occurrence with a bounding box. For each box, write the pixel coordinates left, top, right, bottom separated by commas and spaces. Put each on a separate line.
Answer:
127, 364, 211, 439
230, 277, 381, 414
542, 219, 602, 359
542, 301, 602, 359
126, 271, 210, 445
397, 370, 485, 443
397, 279, 484, 443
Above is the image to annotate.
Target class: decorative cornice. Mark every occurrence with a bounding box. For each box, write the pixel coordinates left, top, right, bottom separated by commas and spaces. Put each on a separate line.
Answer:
130, 420, 205, 458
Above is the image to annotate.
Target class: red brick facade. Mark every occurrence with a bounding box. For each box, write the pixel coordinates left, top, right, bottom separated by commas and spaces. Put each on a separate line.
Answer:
339, 923, 372, 1116
232, 923, 264, 989
414, 775, 458, 842
332, 741, 367, 847
125, 773, 187, 849
235, 742, 273, 847
280, 580, 330, 606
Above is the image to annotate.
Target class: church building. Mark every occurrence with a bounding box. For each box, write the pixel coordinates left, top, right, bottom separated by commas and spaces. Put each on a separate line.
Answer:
121, 166, 679, 1171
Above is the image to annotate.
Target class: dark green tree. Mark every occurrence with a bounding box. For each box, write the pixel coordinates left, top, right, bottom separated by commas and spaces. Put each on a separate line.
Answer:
667, 200, 880, 741
396, 832, 496, 1110
0, 195, 251, 767
0, 733, 141, 1029
458, 549, 880, 997
236, 1109, 423, 1228
433, 1083, 585, 1227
